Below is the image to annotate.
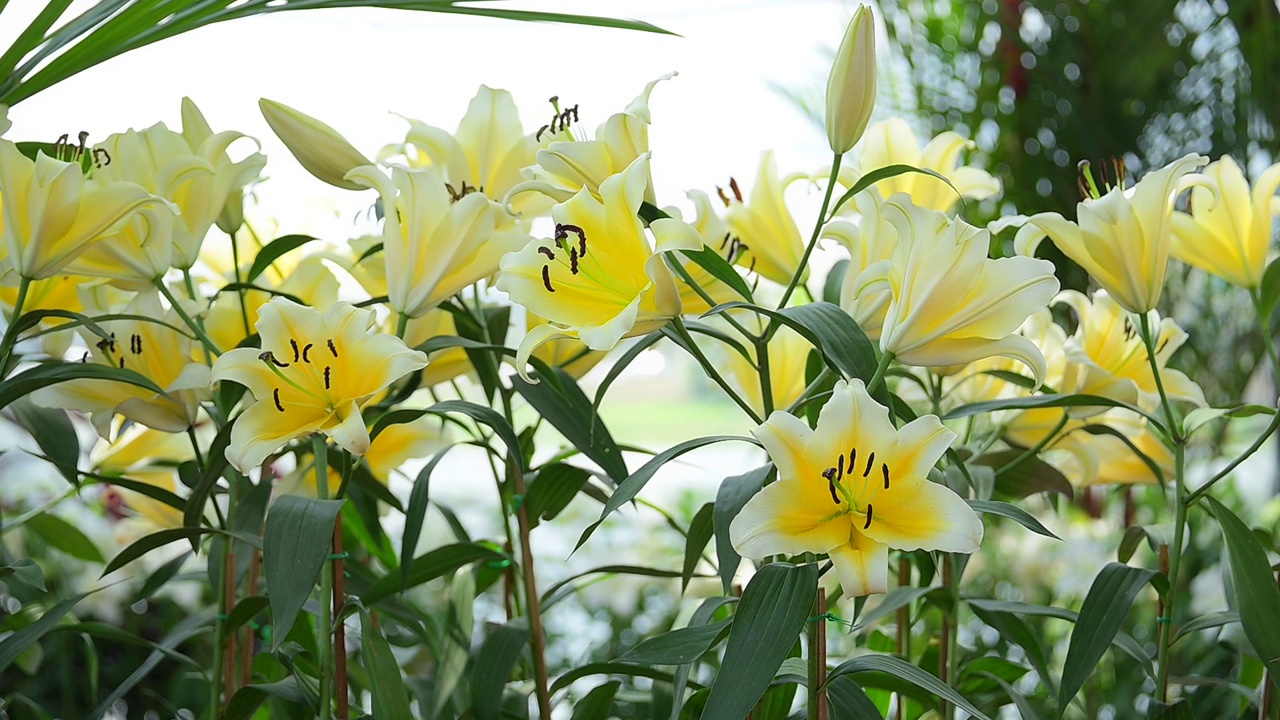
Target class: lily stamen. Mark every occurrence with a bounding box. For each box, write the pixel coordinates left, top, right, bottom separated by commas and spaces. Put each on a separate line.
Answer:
542, 265, 556, 292
863, 504, 874, 529
327, 339, 338, 357
259, 351, 330, 405
302, 343, 313, 362
272, 388, 285, 412
863, 451, 875, 478
538, 246, 556, 260
290, 339, 300, 362
882, 463, 890, 490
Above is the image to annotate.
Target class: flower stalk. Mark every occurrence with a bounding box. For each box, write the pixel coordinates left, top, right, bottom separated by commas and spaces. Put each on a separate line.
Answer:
313, 434, 334, 720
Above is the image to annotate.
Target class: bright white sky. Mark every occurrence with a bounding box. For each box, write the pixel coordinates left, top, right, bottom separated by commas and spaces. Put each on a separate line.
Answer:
5, 0, 857, 237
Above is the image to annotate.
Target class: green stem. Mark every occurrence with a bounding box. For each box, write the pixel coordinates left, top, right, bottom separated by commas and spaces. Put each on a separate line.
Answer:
1139, 312, 1187, 703
776, 153, 842, 313
664, 253, 754, 339
939, 554, 956, 719
807, 589, 828, 720
0, 484, 77, 535
1252, 289, 1280, 380
313, 434, 333, 720
757, 337, 775, 417
395, 312, 409, 340
1186, 410, 1280, 504
670, 317, 762, 424
786, 367, 834, 414
230, 230, 251, 338
867, 350, 894, 396
994, 412, 1069, 478
0, 274, 32, 376
155, 279, 221, 359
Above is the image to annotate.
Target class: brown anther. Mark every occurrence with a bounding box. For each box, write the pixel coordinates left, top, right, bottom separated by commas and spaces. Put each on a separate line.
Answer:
290, 339, 300, 362
324, 366, 331, 390
92, 148, 111, 168
570, 248, 579, 275
848, 447, 857, 469
716, 186, 731, 207
260, 351, 289, 368
536, 125, 550, 142
118, 356, 125, 368
863, 451, 875, 478
882, 463, 890, 490
302, 343, 313, 363
836, 453, 845, 482
863, 504, 874, 529
542, 265, 556, 292
538, 246, 556, 260
77, 131, 89, 157
728, 177, 743, 203
273, 388, 285, 412
719, 232, 731, 250
327, 339, 338, 357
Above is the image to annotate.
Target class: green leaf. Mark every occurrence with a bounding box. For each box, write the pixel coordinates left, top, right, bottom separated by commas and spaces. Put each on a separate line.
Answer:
401, 446, 451, 588
829, 163, 962, 217
513, 366, 627, 482
577, 435, 756, 551
224, 678, 310, 720
133, 550, 191, 602
828, 653, 992, 720
361, 610, 414, 720
1117, 524, 1173, 564
1184, 404, 1276, 435
571, 680, 621, 720
372, 400, 520, 473
0, 362, 165, 413
549, 662, 686, 695
1206, 496, 1280, 690
182, 418, 235, 544
470, 618, 531, 720
679, 245, 754, 302
945, 393, 1164, 431
967, 499, 1061, 540
1173, 611, 1239, 645
703, 563, 818, 719
26, 512, 103, 563
524, 462, 593, 527
1058, 562, 1157, 712
433, 569, 476, 717
827, 675, 884, 719
702, 301, 884, 402
542, 565, 686, 610
87, 610, 213, 719
262, 495, 344, 648
245, 234, 318, 282
714, 464, 772, 594
363, 542, 506, 605
620, 618, 733, 665
853, 586, 935, 632
222, 595, 270, 638
0, 558, 45, 591
973, 451, 1074, 499
823, 258, 849, 305
682, 502, 715, 592
9, 400, 79, 483
1148, 699, 1194, 720
102, 527, 259, 576
0, 591, 91, 673
967, 600, 1058, 698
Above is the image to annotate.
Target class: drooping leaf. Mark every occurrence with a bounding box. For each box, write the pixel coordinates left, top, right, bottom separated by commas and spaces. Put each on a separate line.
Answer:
224, 678, 311, 720
0, 558, 45, 591
828, 652, 992, 720
0, 591, 91, 673
524, 462, 593, 527
262, 495, 344, 648
702, 563, 818, 719
571, 680, 622, 720
973, 451, 1074, 499
363, 542, 507, 605
0, 362, 165, 413
967, 499, 1061, 540
827, 675, 885, 719
828, 163, 962, 217
102, 527, 259, 576
245, 234, 318, 281
87, 610, 213, 719
620, 618, 733, 666
576, 435, 756, 551
9, 400, 79, 483
26, 512, 103, 563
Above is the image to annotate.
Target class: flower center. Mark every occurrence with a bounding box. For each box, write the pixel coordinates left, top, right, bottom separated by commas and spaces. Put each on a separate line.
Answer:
820, 445, 892, 530
259, 335, 340, 412
537, 223, 591, 293
536, 97, 581, 142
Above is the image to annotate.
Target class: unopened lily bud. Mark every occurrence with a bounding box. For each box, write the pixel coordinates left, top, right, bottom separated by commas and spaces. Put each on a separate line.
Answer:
259, 98, 370, 190
825, 5, 877, 155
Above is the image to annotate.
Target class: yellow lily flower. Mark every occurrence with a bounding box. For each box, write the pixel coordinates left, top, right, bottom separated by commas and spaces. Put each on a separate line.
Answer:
1054, 289, 1204, 412
725, 323, 812, 415
1046, 409, 1173, 487
0, 139, 168, 280
180, 97, 266, 238
730, 379, 982, 597
346, 164, 532, 319
31, 292, 211, 436
840, 118, 1000, 213
851, 197, 1058, 379
204, 252, 340, 352
211, 297, 429, 473
1014, 153, 1209, 313
515, 74, 674, 205
395, 85, 549, 222
93, 425, 193, 531
723, 151, 808, 287
1171, 155, 1280, 289
496, 154, 700, 379
827, 190, 899, 338
0, 273, 97, 357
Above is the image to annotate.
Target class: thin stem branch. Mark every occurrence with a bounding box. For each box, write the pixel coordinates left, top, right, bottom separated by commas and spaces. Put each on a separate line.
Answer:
867, 350, 894, 396
939, 554, 955, 719
0, 274, 32, 377
670, 317, 762, 424
895, 555, 910, 720
1186, 410, 1280, 504
155, 279, 222, 359
332, 517, 349, 720
776, 153, 842, 313
1, 484, 77, 535
510, 460, 552, 719
807, 589, 829, 720
312, 435, 333, 720
994, 412, 1069, 478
